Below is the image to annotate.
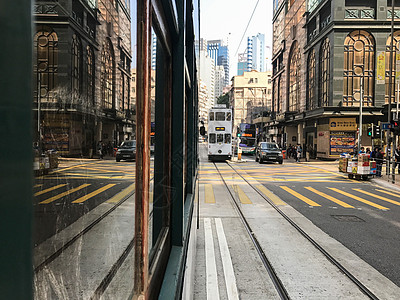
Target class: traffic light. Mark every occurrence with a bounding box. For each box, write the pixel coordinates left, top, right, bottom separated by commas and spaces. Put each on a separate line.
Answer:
391, 120, 400, 135
367, 124, 373, 137
374, 124, 381, 138
237, 133, 241, 137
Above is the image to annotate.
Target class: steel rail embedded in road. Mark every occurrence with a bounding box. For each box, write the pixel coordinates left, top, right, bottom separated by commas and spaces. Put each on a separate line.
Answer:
227, 161, 379, 300
213, 162, 290, 300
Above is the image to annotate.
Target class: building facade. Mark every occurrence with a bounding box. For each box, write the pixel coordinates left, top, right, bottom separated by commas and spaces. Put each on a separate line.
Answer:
33, 0, 132, 156
270, 0, 396, 158
229, 71, 272, 137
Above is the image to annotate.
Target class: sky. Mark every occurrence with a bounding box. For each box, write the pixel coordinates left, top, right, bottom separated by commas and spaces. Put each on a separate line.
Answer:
200, 0, 273, 75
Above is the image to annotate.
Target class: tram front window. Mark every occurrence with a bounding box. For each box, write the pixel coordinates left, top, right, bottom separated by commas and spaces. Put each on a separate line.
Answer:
215, 112, 225, 121
217, 134, 224, 143
209, 133, 216, 143
209, 112, 215, 121
225, 134, 231, 144
226, 112, 231, 121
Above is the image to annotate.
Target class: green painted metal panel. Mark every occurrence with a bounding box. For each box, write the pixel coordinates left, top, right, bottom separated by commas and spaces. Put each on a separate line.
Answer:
0, 0, 33, 299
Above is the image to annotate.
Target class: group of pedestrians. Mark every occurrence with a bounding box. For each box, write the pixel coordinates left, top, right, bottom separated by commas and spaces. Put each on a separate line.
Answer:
287, 144, 303, 163
358, 145, 400, 177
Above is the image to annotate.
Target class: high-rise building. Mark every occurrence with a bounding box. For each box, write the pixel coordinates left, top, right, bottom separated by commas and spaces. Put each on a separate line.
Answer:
207, 39, 230, 86
215, 65, 225, 100
247, 33, 266, 72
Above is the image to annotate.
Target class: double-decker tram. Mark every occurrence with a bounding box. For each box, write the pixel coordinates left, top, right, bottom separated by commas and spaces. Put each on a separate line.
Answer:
207, 105, 233, 161
238, 123, 257, 154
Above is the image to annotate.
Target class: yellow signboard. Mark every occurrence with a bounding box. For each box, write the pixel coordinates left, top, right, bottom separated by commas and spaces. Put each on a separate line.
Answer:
396, 53, 400, 82
377, 51, 385, 84
329, 118, 357, 131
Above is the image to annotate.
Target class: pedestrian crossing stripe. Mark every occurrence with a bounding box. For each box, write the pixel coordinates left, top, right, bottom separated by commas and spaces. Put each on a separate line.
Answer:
205, 184, 216, 203
72, 184, 116, 203
375, 189, 400, 198
232, 185, 252, 204
34, 184, 68, 197
280, 186, 321, 206
255, 185, 286, 206
305, 187, 354, 208
40, 184, 91, 204
328, 188, 389, 210
353, 189, 400, 206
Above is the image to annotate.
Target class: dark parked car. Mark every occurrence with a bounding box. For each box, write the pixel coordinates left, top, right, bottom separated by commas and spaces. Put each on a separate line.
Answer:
255, 142, 283, 164
116, 140, 136, 162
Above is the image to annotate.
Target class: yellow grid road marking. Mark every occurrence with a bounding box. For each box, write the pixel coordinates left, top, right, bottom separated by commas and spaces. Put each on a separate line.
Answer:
107, 183, 135, 203
280, 186, 321, 206
34, 184, 43, 188
204, 184, 215, 203
255, 185, 286, 206
40, 184, 90, 204
232, 185, 252, 204
329, 188, 389, 210
376, 189, 400, 198
72, 184, 116, 203
305, 187, 354, 208
376, 187, 400, 196
34, 184, 67, 196
51, 162, 100, 173
353, 189, 400, 206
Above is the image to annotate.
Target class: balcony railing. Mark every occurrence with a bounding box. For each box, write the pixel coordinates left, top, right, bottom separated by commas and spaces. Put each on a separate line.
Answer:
345, 8, 375, 19
387, 9, 400, 19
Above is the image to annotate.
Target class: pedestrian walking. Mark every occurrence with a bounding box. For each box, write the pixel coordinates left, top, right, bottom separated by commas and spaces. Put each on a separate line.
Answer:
98, 141, 104, 159
376, 147, 383, 177
296, 144, 302, 163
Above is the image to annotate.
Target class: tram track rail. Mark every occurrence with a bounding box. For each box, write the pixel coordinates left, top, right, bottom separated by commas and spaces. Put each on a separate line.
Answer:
224, 161, 379, 300
213, 162, 290, 300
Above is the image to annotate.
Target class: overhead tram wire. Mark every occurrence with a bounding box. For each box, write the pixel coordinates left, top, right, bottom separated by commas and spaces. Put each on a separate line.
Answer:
234, 0, 260, 58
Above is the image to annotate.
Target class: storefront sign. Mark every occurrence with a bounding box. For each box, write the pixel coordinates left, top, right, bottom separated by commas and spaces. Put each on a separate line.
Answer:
330, 131, 355, 156
329, 118, 357, 131
377, 51, 385, 84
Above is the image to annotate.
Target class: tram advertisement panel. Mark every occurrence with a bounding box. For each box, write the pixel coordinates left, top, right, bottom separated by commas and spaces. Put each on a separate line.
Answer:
329, 131, 355, 156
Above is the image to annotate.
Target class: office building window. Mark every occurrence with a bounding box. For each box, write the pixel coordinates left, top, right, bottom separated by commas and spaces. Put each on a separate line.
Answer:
288, 41, 301, 112
343, 30, 375, 107
71, 34, 81, 100
320, 38, 330, 107
385, 30, 400, 104
101, 39, 114, 109
307, 49, 316, 110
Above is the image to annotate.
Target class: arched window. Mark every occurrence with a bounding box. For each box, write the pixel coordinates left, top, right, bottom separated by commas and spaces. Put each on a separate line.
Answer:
343, 30, 375, 107
288, 42, 301, 112
385, 31, 400, 104
307, 49, 316, 110
320, 38, 330, 107
86, 46, 94, 105
71, 34, 81, 100
34, 26, 58, 102
101, 39, 114, 109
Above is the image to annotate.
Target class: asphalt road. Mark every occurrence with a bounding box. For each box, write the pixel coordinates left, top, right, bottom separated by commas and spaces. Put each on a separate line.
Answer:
239, 158, 400, 287
33, 158, 137, 245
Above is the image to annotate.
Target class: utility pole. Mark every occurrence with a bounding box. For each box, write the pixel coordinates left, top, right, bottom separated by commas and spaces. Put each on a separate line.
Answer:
388, 0, 395, 178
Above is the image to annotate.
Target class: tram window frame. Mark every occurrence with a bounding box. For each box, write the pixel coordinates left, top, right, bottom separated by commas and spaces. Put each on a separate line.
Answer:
226, 112, 231, 121
225, 133, 231, 144
215, 112, 225, 121
209, 112, 214, 121
217, 133, 224, 143
209, 133, 216, 143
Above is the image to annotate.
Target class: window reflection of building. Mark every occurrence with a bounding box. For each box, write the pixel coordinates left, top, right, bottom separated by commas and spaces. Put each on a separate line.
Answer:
385, 30, 400, 104
34, 26, 58, 103
307, 50, 316, 110
101, 39, 114, 109
343, 30, 375, 107
71, 34, 81, 100
320, 38, 330, 107
288, 41, 301, 112
86, 46, 94, 105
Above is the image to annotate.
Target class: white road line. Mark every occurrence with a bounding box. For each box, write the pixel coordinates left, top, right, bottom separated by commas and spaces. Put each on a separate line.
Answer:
204, 218, 220, 300
215, 218, 239, 300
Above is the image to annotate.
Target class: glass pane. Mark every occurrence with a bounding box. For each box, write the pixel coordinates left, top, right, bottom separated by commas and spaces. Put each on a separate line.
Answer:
225, 134, 231, 144
209, 112, 214, 121
217, 134, 224, 143
33, 1, 136, 298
